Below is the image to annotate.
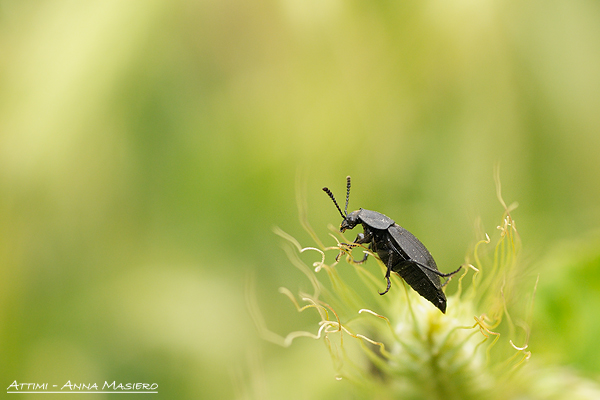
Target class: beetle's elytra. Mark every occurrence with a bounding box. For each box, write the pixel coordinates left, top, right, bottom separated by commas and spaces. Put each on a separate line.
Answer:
323, 176, 461, 313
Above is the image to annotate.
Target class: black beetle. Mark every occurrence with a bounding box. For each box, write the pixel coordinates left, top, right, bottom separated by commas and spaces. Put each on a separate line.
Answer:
323, 176, 461, 313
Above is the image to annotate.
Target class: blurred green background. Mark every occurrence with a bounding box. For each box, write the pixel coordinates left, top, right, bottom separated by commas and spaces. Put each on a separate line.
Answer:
1, 0, 600, 398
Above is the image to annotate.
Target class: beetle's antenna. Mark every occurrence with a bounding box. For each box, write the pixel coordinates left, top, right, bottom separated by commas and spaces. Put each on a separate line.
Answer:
344, 176, 351, 216
322, 187, 346, 219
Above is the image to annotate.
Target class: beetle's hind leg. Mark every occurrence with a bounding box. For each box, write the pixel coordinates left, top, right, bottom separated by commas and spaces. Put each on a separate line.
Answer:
410, 262, 462, 287
439, 265, 463, 287
412, 262, 463, 278
440, 265, 463, 277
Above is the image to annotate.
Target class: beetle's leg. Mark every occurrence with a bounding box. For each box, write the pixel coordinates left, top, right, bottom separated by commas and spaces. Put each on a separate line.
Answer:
355, 251, 369, 264
354, 232, 373, 245
439, 265, 463, 286
354, 241, 372, 264
354, 232, 374, 262
339, 233, 364, 249
341, 232, 373, 263
411, 261, 463, 278
339, 232, 363, 252
337, 241, 359, 264
341, 230, 372, 247
378, 250, 394, 295
440, 264, 463, 277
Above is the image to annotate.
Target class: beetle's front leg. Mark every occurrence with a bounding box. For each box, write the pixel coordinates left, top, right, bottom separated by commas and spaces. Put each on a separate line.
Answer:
348, 231, 371, 245
340, 231, 371, 250
337, 232, 363, 261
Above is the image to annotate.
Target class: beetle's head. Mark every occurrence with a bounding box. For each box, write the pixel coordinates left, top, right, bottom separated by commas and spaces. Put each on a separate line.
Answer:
323, 176, 357, 232
340, 210, 361, 232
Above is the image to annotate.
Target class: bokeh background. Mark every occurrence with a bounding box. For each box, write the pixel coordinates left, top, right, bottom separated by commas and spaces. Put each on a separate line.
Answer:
2, 0, 600, 398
